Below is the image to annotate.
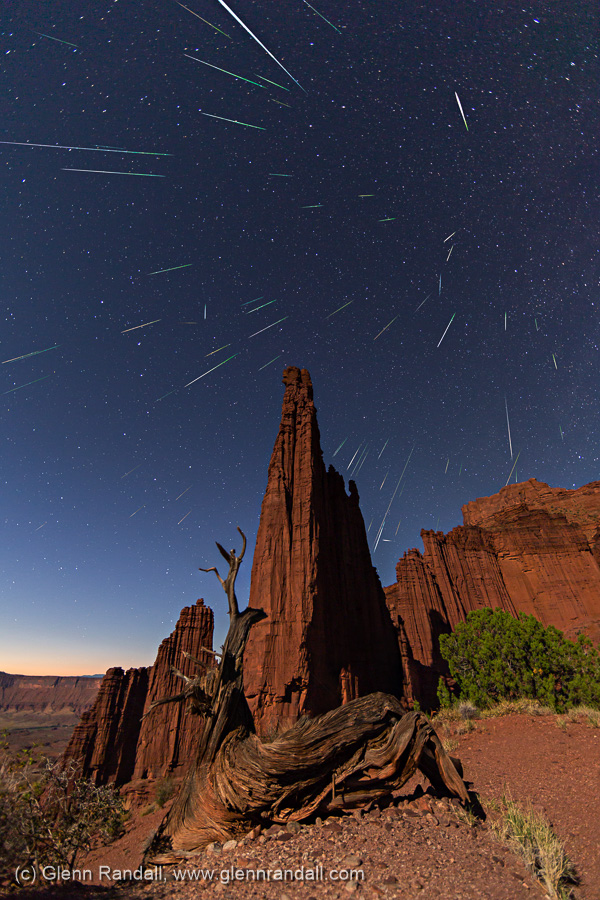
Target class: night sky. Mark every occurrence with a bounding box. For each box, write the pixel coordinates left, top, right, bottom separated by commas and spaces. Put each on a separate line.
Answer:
2, 1, 599, 675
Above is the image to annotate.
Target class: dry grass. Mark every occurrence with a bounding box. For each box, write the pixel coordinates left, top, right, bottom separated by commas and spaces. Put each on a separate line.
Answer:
481, 698, 554, 718
565, 705, 600, 728
490, 794, 578, 899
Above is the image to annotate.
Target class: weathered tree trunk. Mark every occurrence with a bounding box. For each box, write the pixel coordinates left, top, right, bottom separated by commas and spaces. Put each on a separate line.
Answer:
144, 530, 469, 861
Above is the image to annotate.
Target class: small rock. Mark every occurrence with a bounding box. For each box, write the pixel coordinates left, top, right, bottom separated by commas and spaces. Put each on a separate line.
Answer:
342, 854, 363, 867
323, 821, 343, 834
265, 824, 283, 836
246, 825, 261, 840
275, 832, 294, 842
258, 835, 267, 844
382, 875, 397, 884
403, 809, 421, 818
286, 820, 302, 834
345, 882, 359, 894
205, 842, 222, 854
280, 894, 293, 900
315, 816, 323, 826
222, 839, 237, 851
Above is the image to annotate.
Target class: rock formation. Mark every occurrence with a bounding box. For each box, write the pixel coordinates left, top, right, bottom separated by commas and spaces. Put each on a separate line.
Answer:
385, 479, 600, 707
0, 673, 101, 717
61, 600, 213, 785
242, 366, 403, 737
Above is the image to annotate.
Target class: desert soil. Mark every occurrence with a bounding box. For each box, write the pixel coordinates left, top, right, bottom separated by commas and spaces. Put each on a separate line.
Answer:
8, 712, 599, 900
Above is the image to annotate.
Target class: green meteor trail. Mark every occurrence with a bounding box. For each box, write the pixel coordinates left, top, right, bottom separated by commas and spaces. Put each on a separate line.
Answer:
552, 354, 558, 369
302, 0, 342, 33
246, 298, 278, 313
147, 264, 192, 275
301, 204, 323, 208
0, 140, 170, 156
269, 173, 293, 177
201, 112, 265, 130
256, 75, 290, 92
241, 296, 264, 306
2, 344, 60, 364
258, 355, 281, 371
185, 352, 240, 387
332, 437, 348, 456
34, 32, 78, 48
378, 217, 396, 222
3, 374, 53, 394
325, 300, 353, 319
184, 55, 265, 88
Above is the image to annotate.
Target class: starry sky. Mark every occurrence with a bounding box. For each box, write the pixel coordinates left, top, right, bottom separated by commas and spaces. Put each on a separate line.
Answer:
1, 0, 599, 676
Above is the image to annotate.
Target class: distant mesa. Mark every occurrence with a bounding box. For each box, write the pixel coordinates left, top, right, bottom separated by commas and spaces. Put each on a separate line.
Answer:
51, 367, 600, 787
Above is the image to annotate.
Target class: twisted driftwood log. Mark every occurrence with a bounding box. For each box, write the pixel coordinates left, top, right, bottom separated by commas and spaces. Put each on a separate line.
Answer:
144, 529, 469, 861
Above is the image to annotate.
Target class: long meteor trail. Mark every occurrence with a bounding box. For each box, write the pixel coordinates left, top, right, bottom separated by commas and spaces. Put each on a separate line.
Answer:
505, 396, 513, 459
201, 112, 265, 130
2, 344, 60, 364
121, 319, 161, 333
147, 263, 192, 275
185, 352, 239, 387
173, 1, 231, 37
0, 141, 170, 156
248, 316, 288, 338
437, 313, 456, 347
215, 0, 306, 92
184, 55, 265, 88
62, 168, 164, 177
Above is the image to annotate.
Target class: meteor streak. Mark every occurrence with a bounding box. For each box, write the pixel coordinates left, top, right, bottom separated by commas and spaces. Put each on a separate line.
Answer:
2, 344, 60, 364
373, 315, 399, 341
333, 437, 347, 456
0, 140, 170, 156
121, 319, 161, 333
214, 0, 306, 92
184, 55, 265, 88
258, 355, 281, 371
201, 112, 265, 130
206, 344, 231, 357
455, 91, 469, 130
325, 300, 353, 318
62, 168, 164, 177
185, 352, 239, 387
147, 264, 192, 275
174, 486, 192, 501
121, 465, 141, 478
505, 396, 513, 458
3, 374, 52, 394
34, 32, 78, 48
173, 1, 231, 37
504, 450, 521, 486
443, 231, 456, 242
248, 316, 288, 338
436, 313, 456, 347
177, 511, 192, 525
414, 293, 432, 312
302, 0, 342, 33
378, 438, 389, 459
246, 298, 278, 313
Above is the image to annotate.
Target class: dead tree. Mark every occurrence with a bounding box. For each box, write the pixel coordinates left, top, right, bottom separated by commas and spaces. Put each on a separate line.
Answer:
144, 528, 468, 860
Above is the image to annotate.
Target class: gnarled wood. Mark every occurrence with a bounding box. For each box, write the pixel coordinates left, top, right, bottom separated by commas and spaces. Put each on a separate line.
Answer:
144, 529, 469, 861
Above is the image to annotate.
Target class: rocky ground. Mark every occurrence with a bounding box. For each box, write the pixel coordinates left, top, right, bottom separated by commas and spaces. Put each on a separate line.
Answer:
8, 711, 599, 900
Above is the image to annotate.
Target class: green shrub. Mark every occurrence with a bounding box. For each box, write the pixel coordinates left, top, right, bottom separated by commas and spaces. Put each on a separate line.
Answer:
437, 608, 600, 712
155, 776, 176, 808
0, 743, 126, 881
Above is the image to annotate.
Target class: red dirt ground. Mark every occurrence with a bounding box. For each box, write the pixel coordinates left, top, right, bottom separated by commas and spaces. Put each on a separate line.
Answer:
5, 712, 598, 900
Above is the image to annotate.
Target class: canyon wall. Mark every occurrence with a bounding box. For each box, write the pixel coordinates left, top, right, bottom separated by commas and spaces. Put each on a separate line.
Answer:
385, 480, 600, 706
61, 599, 213, 785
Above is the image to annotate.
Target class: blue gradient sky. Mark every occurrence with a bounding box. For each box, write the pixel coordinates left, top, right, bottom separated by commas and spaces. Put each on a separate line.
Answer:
1, 0, 598, 675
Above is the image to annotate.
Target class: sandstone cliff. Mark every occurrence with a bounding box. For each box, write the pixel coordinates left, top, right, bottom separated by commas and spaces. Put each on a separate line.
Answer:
0, 673, 101, 717
385, 479, 600, 707
243, 366, 403, 737
61, 600, 213, 785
